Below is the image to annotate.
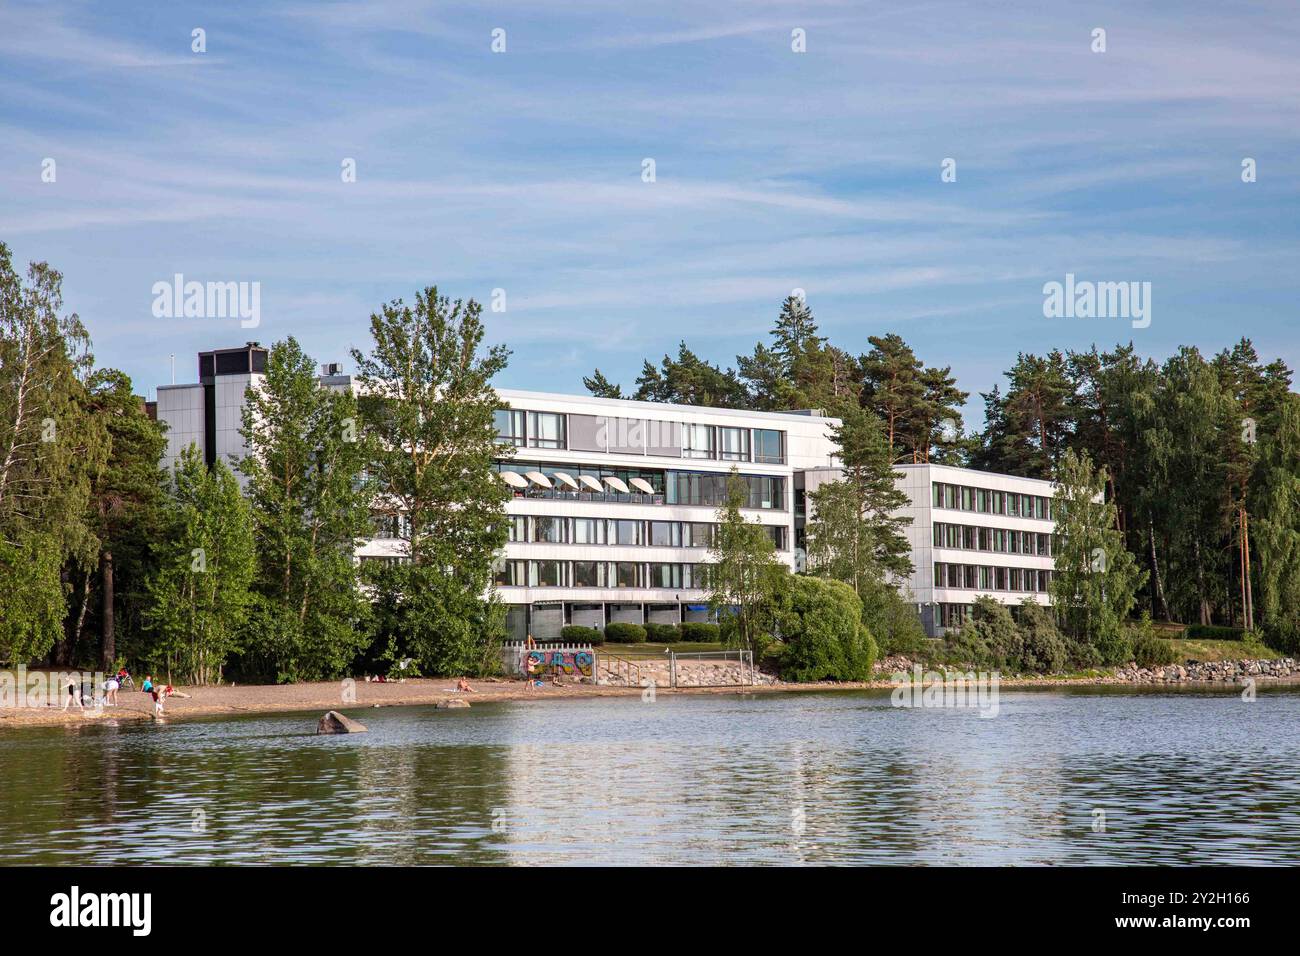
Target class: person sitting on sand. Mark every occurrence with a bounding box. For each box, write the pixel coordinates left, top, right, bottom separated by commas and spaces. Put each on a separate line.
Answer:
142, 675, 154, 695
456, 677, 475, 693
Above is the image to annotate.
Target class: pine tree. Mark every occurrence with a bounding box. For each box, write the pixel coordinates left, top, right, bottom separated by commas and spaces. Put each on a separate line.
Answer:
582, 369, 624, 399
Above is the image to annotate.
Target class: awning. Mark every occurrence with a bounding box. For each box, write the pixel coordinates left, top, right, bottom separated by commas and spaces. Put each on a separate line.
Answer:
603, 476, 631, 494
629, 477, 656, 495
525, 471, 553, 489
498, 470, 528, 489
577, 475, 604, 493
552, 471, 580, 490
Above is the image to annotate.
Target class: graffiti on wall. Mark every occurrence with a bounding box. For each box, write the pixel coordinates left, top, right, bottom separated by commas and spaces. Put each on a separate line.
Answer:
525, 650, 594, 678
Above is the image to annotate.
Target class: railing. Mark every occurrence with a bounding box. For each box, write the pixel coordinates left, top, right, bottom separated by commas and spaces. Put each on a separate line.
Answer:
501, 641, 596, 678
510, 489, 665, 506
667, 649, 755, 688
596, 653, 644, 688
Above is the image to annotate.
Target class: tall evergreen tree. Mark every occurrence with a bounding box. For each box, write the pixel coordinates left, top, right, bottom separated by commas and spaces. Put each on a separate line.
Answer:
582, 369, 624, 399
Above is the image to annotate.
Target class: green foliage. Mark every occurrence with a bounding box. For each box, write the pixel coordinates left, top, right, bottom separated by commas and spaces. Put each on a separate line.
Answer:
776, 577, 877, 682
1050, 449, 1146, 660
1183, 624, 1247, 641
350, 288, 510, 676
603, 622, 647, 643
144, 447, 256, 683
679, 621, 720, 642
859, 580, 929, 656
237, 337, 374, 682
631, 342, 750, 409
860, 333, 968, 464
708, 468, 788, 660
561, 625, 602, 644
643, 622, 680, 643
1130, 614, 1179, 667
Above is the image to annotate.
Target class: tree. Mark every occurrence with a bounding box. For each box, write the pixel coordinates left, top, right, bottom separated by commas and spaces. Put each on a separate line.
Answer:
1049, 449, 1145, 662
1250, 392, 1300, 654
859, 334, 925, 461
582, 369, 624, 399
84, 369, 168, 670
707, 469, 787, 661
775, 576, 876, 681
145, 446, 256, 683
238, 337, 374, 682
979, 351, 1075, 478
633, 342, 750, 408
805, 403, 912, 592
0, 244, 105, 665
349, 287, 511, 676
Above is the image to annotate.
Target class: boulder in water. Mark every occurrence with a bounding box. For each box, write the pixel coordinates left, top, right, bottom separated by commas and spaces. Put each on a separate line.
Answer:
435, 699, 470, 709
317, 710, 367, 734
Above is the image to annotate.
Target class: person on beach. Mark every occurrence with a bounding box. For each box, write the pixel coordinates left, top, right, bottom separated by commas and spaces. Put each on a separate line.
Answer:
142, 675, 154, 695
104, 676, 119, 706
62, 678, 83, 711
456, 677, 476, 693
150, 686, 164, 717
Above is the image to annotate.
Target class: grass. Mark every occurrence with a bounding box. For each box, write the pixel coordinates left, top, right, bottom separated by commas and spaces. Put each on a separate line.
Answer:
1160, 636, 1285, 662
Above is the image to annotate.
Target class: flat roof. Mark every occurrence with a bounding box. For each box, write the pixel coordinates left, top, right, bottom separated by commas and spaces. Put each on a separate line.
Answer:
496, 387, 839, 425
895, 461, 1056, 487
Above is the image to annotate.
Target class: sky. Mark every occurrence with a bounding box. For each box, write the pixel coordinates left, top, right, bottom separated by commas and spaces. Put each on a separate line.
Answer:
2, 0, 1297, 424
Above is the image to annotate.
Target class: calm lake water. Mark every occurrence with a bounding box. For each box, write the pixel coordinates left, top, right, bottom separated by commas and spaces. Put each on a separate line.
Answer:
3, 687, 1299, 865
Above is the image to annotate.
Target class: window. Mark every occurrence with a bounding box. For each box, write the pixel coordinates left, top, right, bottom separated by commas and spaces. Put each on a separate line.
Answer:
687, 523, 715, 548
614, 520, 643, 546
573, 518, 605, 544
650, 521, 680, 547
494, 560, 526, 587
977, 489, 989, 513
650, 564, 684, 588
761, 525, 787, 550
529, 560, 564, 587
507, 515, 526, 542
961, 487, 974, 511
572, 561, 605, 587
683, 424, 714, 459
494, 409, 525, 447
718, 427, 750, 461
933, 483, 944, 508
532, 516, 567, 543
615, 562, 641, 587
527, 411, 566, 449
753, 429, 784, 464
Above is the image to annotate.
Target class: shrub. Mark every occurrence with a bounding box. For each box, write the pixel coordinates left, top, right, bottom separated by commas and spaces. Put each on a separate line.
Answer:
1184, 624, 1246, 641
679, 621, 720, 643
560, 625, 602, 645
1130, 614, 1178, 667
861, 581, 930, 657
643, 622, 680, 644
777, 577, 877, 682
603, 622, 647, 643
1016, 599, 1071, 673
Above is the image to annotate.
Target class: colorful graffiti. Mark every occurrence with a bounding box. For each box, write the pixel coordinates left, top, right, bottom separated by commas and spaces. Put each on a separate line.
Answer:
524, 649, 594, 678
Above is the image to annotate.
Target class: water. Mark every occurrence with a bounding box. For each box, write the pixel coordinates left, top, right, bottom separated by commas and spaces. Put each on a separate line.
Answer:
3, 686, 1299, 865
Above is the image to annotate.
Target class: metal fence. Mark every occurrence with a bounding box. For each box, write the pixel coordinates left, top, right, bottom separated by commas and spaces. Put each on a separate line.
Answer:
667, 649, 755, 688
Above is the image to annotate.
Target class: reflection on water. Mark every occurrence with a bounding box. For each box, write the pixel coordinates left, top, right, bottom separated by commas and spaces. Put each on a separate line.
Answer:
2, 687, 1299, 865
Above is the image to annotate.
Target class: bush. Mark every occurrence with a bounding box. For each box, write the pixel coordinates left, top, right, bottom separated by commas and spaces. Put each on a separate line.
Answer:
777, 577, 877, 682
560, 625, 602, 645
643, 622, 680, 643
1017, 599, 1071, 673
861, 581, 930, 657
1130, 614, 1178, 667
603, 622, 647, 643
679, 621, 720, 643
1184, 624, 1246, 641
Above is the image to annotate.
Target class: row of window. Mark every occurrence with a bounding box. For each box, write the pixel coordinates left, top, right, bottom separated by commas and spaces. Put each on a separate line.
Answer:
493, 408, 786, 464
932, 522, 1054, 557
506, 516, 787, 551
933, 563, 1053, 593
493, 463, 786, 511
494, 560, 706, 590
666, 471, 785, 510
932, 482, 1054, 521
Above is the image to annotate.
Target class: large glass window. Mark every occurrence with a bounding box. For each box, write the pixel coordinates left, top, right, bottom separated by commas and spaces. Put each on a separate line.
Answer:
494, 560, 526, 587
650, 521, 680, 547
753, 429, 784, 464
572, 561, 605, 588
507, 515, 526, 542
718, 426, 750, 462
615, 562, 641, 587
650, 564, 683, 588
682, 424, 714, 459
527, 411, 566, 449
572, 518, 605, 544
687, 522, 714, 548
614, 520, 643, 546
529, 560, 564, 587
532, 516, 567, 543
494, 409, 525, 447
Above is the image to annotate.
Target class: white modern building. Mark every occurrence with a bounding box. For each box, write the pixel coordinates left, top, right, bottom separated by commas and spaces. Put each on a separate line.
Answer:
799, 462, 1058, 636
154, 346, 1057, 641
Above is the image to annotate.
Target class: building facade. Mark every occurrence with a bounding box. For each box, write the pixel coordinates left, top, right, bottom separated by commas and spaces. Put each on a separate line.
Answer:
155, 347, 1057, 642
801, 462, 1058, 636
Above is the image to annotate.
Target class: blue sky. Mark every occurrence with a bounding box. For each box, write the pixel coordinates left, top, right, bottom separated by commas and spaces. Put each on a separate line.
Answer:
2, 0, 1297, 422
